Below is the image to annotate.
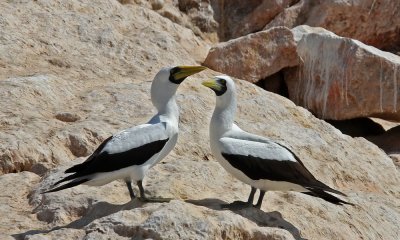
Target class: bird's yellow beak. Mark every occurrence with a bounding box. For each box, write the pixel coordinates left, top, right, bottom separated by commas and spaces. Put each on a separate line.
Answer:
202, 79, 223, 91
173, 66, 207, 80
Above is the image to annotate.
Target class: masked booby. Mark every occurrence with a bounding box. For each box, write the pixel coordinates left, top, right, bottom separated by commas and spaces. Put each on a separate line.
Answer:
202, 76, 352, 208
44, 66, 207, 201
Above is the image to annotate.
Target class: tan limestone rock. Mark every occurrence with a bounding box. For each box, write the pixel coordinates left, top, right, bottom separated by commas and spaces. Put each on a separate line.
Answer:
1, 1, 400, 240
203, 27, 299, 83
211, 0, 297, 41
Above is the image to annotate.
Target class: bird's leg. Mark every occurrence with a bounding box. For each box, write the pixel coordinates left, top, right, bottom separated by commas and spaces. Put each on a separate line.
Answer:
125, 181, 135, 200
254, 190, 266, 209
247, 187, 257, 204
221, 186, 256, 210
137, 180, 172, 203
137, 180, 146, 200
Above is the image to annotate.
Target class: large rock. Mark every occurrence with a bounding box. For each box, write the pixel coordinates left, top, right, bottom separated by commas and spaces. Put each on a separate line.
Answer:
4, 78, 400, 240
203, 27, 299, 83
1, 1, 400, 240
141, 0, 219, 42
210, 0, 297, 41
284, 25, 400, 120
265, 0, 400, 51
0, 0, 209, 175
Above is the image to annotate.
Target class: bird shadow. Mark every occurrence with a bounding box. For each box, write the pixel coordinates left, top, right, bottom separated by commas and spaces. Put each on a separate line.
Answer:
185, 198, 307, 240
12, 199, 144, 240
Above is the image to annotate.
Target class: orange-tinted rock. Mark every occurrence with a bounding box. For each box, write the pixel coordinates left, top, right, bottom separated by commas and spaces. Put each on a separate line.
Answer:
285, 25, 400, 120
211, 0, 297, 40
265, 0, 400, 51
203, 27, 299, 83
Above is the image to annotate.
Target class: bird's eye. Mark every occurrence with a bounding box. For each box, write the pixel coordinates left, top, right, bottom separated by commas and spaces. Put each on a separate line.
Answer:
169, 67, 180, 83
219, 79, 226, 84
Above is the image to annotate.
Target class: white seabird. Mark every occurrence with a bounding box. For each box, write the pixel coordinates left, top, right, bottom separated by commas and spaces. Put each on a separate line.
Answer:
202, 76, 352, 208
44, 65, 207, 201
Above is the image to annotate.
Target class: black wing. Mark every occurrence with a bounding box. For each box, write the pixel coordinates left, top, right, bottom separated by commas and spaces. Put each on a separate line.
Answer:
52, 138, 169, 186
221, 152, 321, 186
65, 135, 113, 173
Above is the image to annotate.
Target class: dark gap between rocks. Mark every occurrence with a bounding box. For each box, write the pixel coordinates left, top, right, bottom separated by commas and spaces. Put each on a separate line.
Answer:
255, 70, 289, 98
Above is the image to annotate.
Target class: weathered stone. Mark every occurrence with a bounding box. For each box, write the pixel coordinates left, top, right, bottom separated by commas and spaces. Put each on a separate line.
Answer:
210, 0, 297, 41
55, 112, 81, 122
0, 172, 41, 236
152, 0, 219, 42
264, 0, 311, 30
203, 27, 299, 83
0, 0, 209, 175
1, 1, 400, 240
151, 0, 164, 10
285, 25, 400, 120
5, 78, 400, 240
390, 154, 400, 170
265, 0, 400, 51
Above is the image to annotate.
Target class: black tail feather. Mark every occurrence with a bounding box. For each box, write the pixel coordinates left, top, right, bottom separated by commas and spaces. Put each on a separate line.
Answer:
65, 162, 86, 173
51, 173, 79, 187
317, 185, 347, 197
42, 178, 89, 194
302, 189, 354, 206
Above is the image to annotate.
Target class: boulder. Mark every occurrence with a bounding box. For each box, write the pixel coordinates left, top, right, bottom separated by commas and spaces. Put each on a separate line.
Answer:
210, 0, 297, 40
3, 77, 400, 240
285, 25, 400, 120
203, 27, 299, 83
1, 1, 400, 240
265, 0, 400, 51
0, 0, 209, 175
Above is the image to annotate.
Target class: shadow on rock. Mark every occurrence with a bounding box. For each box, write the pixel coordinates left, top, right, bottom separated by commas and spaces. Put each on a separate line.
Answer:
186, 198, 306, 240
12, 200, 143, 240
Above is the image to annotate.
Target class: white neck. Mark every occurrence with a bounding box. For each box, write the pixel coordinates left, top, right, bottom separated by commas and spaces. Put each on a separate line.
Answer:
210, 92, 236, 138
149, 95, 179, 124
159, 96, 179, 120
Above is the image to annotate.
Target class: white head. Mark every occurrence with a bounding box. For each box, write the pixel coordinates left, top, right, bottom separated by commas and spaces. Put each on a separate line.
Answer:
201, 75, 236, 109
151, 65, 207, 111
202, 75, 237, 132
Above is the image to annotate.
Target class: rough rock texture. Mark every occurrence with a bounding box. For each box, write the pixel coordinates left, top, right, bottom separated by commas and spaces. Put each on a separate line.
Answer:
284, 25, 400, 121
203, 27, 299, 83
1, 1, 400, 240
0, 0, 209, 175
265, 0, 400, 52
210, 0, 298, 41
4, 78, 400, 239
139, 0, 219, 42
391, 154, 400, 170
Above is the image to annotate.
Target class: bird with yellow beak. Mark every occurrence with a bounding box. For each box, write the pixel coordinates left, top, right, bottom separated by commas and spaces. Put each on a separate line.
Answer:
44, 66, 207, 202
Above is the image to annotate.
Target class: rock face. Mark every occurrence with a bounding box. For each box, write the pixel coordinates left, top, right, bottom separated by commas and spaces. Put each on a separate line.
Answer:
0, 0, 209, 175
203, 27, 299, 83
210, 0, 297, 41
285, 25, 400, 120
265, 0, 400, 51
1, 1, 400, 240
4, 78, 400, 239
140, 0, 219, 42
